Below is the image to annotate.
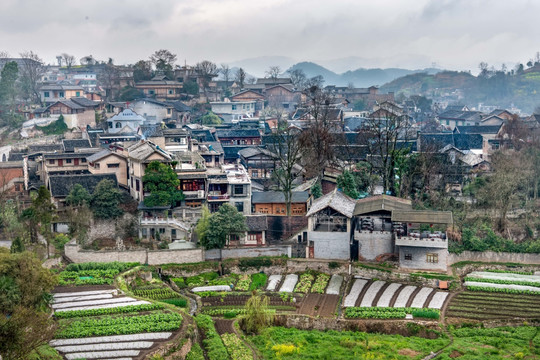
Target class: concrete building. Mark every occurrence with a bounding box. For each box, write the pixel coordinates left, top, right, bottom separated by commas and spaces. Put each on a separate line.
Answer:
87, 149, 128, 188
107, 109, 147, 134
206, 163, 251, 214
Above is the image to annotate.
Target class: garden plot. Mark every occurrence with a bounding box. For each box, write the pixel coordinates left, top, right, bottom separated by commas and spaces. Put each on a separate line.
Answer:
360, 281, 386, 307
191, 285, 231, 293
326, 275, 343, 295
53, 293, 113, 303
410, 288, 434, 308
343, 279, 368, 307
55, 300, 151, 313
50, 332, 173, 346
53, 289, 118, 298
393, 286, 417, 308
467, 271, 540, 283
464, 281, 540, 293
52, 296, 143, 310
279, 274, 299, 293
376, 283, 402, 307
427, 292, 449, 309
266, 275, 282, 291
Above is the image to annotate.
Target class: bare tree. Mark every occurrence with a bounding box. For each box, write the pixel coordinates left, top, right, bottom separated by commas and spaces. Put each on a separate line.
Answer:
196, 60, 218, 96
298, 87, 339, 178
270, 124, 303, 216
246, 76, 256, 84
80, 55, 96, 66
357, 105, 413, 194
149, 49, 176, 78
288, 68, 306, 89
19, 51, 45, 104
0, 51, 9, 59
220, 64, 231, 89
266, 66, 281, 84
61, 53, 76, 68
235, 67, 246, 89
99, 63, 120, 101
305, 75, 325, 89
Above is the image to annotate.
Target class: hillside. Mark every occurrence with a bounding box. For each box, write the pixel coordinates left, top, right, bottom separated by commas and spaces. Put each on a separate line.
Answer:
286, 62, 442, 88
380, 70, 540, 113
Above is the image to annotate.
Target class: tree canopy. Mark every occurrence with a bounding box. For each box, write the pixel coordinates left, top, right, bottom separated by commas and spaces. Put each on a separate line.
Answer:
0, 249, 57, 359
337, 170, 359, 199
142, 161, 184, 208
200, 204, 247, 249
65, 184, 91, 207
200, 111, 222, 125
90, 179, 123, 219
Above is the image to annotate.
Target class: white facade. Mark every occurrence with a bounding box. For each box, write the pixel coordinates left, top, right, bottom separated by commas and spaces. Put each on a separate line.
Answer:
107, 109, 146, 133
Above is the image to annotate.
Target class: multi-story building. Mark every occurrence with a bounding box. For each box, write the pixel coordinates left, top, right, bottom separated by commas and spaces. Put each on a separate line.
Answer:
206, 163, 251, 214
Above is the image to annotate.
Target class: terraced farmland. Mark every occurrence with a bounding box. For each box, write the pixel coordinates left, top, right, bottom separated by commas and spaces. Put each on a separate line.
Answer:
342, 278, 448, 312
446, 291, 540, 320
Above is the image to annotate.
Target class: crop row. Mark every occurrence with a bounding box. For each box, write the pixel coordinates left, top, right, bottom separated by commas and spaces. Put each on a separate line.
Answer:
133, 288, 179, 299
58, 277, 113, 286
311, 274, 330, 294
202, 308, 277, 317
234, 274, 249, 291
59, 269, 120, 279
65, 262, 139, 272
344, 307, 440, 319
221, 333, 253, 360
294, 273, 315, 293
56, 313, 183, 339
485, 269, 533, 275
467, 285, 540, 295
194, 314, 229, 360
54, 303, 165, 319
160, 298, 188, 307
464, 277, 540, 288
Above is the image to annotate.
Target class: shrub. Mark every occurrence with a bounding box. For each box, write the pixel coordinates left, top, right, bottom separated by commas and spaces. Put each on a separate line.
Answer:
328, 261, 340, 269
238, 258, 272, 271
249, 273, 268, 291
186, 343, 204, 360
160, 298, 188, 307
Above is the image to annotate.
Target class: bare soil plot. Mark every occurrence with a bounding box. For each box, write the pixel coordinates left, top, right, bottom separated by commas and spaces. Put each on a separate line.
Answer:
297, 294, 340, 317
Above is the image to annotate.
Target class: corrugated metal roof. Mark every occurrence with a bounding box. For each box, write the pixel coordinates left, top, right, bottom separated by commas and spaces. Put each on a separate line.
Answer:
353, 195, 412, 216
252, 191, 309, 204
391, 210, 453, 225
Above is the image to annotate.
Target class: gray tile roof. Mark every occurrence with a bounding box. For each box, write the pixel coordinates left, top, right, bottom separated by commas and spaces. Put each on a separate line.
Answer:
306, 189, 356, 218
216, 129, 261, 139
252, 191, 309, 204
62, 139, 92, 152
246, 215, 268, 231
48, 173, 117, 198
70, 97, 100, 107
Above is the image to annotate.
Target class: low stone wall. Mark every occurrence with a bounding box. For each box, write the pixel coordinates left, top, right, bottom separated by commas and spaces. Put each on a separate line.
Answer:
205, 245, 291, 260
65, 242, 204, 265
449, 251, 540, 266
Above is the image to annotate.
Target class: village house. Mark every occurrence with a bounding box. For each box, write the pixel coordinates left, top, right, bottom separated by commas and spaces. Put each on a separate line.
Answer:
0, 161, 25, 196
252, 191, 311, 216
264, 84, 301, 110
87, 149, 129, 188
107, 109, 148, 134
134, 76, 184, 101
40, 84, 86, 104
216, 129, 261, 146
206, 163, 251, 214
127, 141, 173, 202
47, 173, 118, 207
39, 151, 96, 184
210, 100, 259, 121
437, 109, 483, 130
227, 215, 268, 247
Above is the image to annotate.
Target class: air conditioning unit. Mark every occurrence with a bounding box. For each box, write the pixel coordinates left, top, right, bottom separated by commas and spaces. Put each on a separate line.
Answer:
198, 190, 204, 198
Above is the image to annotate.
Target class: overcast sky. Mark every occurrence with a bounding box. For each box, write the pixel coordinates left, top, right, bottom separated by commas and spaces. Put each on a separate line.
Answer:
1, 0, 538, 73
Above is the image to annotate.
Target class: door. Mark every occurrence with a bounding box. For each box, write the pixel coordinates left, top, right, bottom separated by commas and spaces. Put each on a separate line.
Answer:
58, 159, 63, 167
74, 158, 79, 165
350, 240, 359, 261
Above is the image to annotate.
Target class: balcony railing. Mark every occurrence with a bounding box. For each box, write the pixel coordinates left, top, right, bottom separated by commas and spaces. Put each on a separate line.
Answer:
207, 193, 230, 201
183, 190, 205, 199
140, 217, 189, 231
395, 236, 448, 249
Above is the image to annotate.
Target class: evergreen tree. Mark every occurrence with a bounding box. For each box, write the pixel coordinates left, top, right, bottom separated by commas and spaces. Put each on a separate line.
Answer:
142, 161, 184, 208
202, 204, 247, 249
337, 170, 359, 199
90, 179, 123, 219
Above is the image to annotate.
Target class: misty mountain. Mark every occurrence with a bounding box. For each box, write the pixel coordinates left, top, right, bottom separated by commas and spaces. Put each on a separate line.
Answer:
228, 56, 297, 78
286, 62, 441, 88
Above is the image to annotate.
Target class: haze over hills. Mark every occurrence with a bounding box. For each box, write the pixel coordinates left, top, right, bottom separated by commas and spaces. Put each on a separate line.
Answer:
227, 56, 442, 87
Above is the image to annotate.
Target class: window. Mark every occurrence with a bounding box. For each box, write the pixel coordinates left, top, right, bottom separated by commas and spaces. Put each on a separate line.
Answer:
446, 120, 450, 125
44, 91, 50, 98
81, 158, 86, 163
426, 253, 438, 263
59, 91, 64, 97
232, 104, 237, 110
404, 254, 413, 261
148, 90, 155, 95
107, 163, 120, 168
76, 92, 80, 97
234, 185, 244, 195
235, 202, 244, 212
115, 122, 121, 128
94, 163, 100, 169
141, 228, 147, 237
159, 228, 165, 234
251, 170, 258, 178
66, 159, 72, 164
108, 122, 113, 128
248, 234, 257, 242
167, 109, 172, 115
49, 159, 55, 165
136, 179, 140, 191
168, 90, 173, 95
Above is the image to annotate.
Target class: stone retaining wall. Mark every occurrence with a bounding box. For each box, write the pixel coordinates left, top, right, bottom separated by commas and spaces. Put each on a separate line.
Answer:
64, 242, 204, 265
449, 251, 540, 266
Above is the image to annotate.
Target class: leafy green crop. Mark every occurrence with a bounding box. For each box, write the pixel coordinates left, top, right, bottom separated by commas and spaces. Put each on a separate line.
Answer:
344, 307, 440, 319
294, 273, 314, 293
310, 274, 330, 294
54, 303, 164, 319
194, 315, 229, 360
133, 288, 179, 300
466, 285, 540, 295
465, 277, 540, 288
